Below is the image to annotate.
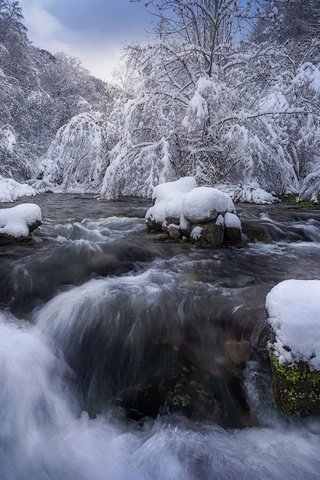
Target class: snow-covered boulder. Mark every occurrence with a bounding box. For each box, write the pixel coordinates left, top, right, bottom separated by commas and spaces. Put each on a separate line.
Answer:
0, 176, 37, 203
145, 178, 242, 247
146, 177, 197, 231
266, 280, 320, 416
224, 212, 242, 242
182, 187, 235, 223
0, 204, 42, 244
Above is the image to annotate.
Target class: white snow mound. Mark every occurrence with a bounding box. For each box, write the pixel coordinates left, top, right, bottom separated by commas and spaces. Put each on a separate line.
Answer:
217, 184, 278, 205
225, 212, 241, 229
182, 187, 235, 223
152, 177, 197, 203
266, 280, 320, 370
0, 204, 42, 238
0, 176, 37, 203
146, 177, 197, 224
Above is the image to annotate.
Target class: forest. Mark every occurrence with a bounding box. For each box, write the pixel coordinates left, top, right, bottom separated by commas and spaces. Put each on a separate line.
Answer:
1, 0, 320, 201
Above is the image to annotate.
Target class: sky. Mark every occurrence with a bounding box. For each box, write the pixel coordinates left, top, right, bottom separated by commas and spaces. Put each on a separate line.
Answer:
20, 0, 152, 81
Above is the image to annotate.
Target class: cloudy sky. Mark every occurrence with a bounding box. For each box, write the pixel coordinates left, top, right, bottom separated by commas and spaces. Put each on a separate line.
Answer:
20, 0, 152, 81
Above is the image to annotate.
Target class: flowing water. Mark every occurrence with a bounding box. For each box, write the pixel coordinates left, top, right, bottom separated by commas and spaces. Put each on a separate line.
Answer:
1, 194, 320, 480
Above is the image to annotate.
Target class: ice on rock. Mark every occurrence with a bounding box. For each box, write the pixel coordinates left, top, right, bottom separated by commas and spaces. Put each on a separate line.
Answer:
182, 187, 235, 223
0, 176, 37, 203
0, 203, 42, 238
266, 280, 320, 370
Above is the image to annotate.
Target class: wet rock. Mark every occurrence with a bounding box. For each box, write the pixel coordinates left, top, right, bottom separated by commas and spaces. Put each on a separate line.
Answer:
270, 352, 320, 416
267, 280, 320, 416
191, 221, 224, 248
224, 227, 241, 243
167, 224, 181, 241
0, 234, 36, 245
165, 216, 180, 226
145, 218, 163, 232
186, 208, 218, 225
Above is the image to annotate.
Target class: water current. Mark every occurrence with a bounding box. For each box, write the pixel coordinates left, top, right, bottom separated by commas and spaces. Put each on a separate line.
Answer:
1, 194, 320, 480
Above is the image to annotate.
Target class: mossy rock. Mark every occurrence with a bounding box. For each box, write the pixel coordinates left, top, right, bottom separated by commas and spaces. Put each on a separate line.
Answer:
271, 352, 320, 416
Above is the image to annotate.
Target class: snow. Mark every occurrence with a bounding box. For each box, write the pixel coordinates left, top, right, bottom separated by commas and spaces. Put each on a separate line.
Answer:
152, 177, 197, 203
225, 213, 241, 229
190, 226, 202, 241
182, 187, 235, 223
218, 184, 278, 205
0, 176, 37, 203
146, 177, 197, 225
216, 215, 225, 227
42, 112, 104, 193
0, 127, 16, 154
266, 280, 320, 370
0, 204, 42, 238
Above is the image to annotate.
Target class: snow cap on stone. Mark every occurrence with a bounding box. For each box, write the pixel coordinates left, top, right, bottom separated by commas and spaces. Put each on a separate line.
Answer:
0, 203, 42, 237
266, 280, 320, 370
182, 187, 235, 223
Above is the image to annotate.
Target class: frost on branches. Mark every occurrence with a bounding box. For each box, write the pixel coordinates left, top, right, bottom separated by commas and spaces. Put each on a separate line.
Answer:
40, 113, 108, 193
100, 0, 320, 201
1, 0, 320, 201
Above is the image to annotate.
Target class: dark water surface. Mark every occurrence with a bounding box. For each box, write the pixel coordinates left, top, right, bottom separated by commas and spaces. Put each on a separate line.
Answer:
1, 194, 320, 480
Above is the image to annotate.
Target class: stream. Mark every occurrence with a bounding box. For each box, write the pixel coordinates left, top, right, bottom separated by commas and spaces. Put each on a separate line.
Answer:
1, 193, 320, 480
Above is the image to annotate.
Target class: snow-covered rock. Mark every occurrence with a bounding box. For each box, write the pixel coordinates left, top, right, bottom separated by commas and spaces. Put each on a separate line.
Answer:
0, 203, 42, 243
146, 177, 197, 230
145, 178, 241, 247
266, 280, 320, 416
182, 187, 235, 224
224, 212, 242, 242
0, 176, 37, 203
267, 280, 320, 370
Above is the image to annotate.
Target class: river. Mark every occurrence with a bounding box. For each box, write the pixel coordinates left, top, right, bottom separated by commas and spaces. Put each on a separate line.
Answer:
0, 193, 320, 480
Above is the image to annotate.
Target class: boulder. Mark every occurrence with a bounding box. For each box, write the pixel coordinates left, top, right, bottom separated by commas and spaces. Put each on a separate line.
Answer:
183, 187, 235, 224
167, 224, 181, 241
191, 221, 224, 248
270, 352, 320, 416
0, 204, 42, 245
266, 280, 320, 416
145, 217, 163, 232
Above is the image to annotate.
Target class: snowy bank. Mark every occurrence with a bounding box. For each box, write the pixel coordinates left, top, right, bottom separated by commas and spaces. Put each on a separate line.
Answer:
0, 204, 42, 243
217, 183, 279, 205
266, 280, 320, 415
0, 176, 37, 203
146, 178, 242, 247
